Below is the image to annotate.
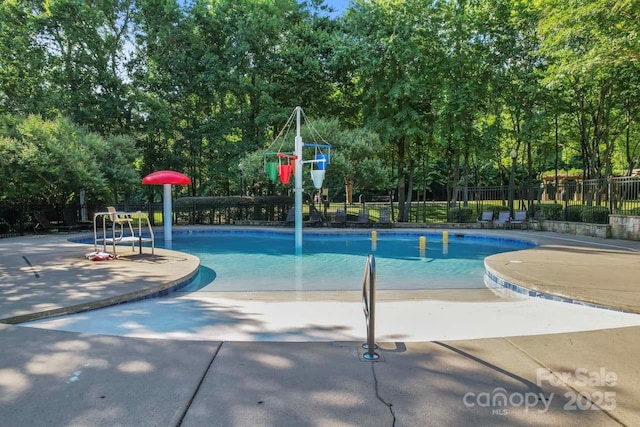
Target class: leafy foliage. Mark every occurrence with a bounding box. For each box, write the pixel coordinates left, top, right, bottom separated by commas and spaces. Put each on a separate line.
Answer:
581, 206, 610, 224
1, 0, 640, 213
447, 207, 475, 223
0, 115, 138, 208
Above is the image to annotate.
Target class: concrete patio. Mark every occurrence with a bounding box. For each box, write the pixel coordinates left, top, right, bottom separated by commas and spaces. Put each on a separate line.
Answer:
0, 229, 638, 426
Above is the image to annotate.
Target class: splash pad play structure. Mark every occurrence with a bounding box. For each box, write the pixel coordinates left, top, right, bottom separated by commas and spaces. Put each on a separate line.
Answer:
264, 107, 331, 254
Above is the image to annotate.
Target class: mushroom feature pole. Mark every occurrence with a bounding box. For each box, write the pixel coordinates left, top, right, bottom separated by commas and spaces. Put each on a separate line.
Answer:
294, 106, 303, 254
163, 183, 172, 241
142, 170, 192, 244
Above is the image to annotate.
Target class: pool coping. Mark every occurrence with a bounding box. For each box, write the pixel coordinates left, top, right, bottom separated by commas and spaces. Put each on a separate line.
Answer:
0, 235, 201, 325
4, 267, 200, 325
483, 264, 631, 314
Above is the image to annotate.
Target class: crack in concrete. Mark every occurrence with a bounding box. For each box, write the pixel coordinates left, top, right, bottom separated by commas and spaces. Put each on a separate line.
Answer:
503, 337, 625, 426
175, 342, 224, 426
371, 361, 396, 426
21, 256, 40, 278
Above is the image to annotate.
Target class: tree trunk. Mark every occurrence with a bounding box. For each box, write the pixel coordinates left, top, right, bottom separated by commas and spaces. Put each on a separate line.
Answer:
527, 139, 533, 212
404, 158, 415, 222
462, 150, 469, 207
449, 153, 461, 206
397, 137, 407, 222
345, 180, 353, 204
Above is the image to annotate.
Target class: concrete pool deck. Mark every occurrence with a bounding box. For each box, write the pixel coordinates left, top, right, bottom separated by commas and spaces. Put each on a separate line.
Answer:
0, 229, 639, 426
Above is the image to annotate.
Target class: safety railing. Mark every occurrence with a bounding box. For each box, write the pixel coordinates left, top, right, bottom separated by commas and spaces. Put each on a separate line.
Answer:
362, 253, 379, 360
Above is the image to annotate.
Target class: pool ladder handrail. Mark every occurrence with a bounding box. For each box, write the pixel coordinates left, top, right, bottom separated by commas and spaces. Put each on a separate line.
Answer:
362, 253, 379, 360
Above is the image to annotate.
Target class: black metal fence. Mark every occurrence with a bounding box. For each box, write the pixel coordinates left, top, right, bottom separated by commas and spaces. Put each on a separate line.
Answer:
457, 176, 640, 223
2, 177, 639, 238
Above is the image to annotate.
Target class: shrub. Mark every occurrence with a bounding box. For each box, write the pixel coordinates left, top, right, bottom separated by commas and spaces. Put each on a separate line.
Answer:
630, 207, 640, 216
448, 207, 474, 223
533, 203, 563, 220
564, 205, 583, 222
0, 221, 11, 234
581, 206, 610, 224
175, 195, 292, 209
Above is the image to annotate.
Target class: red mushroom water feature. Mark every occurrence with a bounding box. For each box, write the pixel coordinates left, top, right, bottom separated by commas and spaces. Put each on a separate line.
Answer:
142, 170, 191, 244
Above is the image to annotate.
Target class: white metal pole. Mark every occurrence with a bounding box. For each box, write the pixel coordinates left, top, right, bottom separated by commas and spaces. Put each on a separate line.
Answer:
294, 106, 303, 254
163, 183, 172, 242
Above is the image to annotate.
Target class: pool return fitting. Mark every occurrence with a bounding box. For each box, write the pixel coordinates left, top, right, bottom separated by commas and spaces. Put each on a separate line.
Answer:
362, 253, 379, 360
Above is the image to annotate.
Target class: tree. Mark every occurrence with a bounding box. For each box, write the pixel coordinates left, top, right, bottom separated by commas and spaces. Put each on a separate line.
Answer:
339, 0, 441, 220
485, 0, 547, 209
303, 119, 389, 203
238, 118, 389, 202
538, 0, 640, 180
0, 115, 137, 209
0, 0, 50, 116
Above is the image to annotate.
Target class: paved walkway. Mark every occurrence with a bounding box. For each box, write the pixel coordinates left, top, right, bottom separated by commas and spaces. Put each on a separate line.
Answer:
0, 229, 639, 426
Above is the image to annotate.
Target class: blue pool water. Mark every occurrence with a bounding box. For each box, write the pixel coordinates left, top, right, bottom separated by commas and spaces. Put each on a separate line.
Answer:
163, 231, 534, 292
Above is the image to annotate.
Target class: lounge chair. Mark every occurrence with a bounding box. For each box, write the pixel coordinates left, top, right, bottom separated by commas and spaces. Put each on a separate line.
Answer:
33, 211, 57, 233
493, 211, 511, 229
307, 210, 323, 227
529, 210, 543, 231
61, 208, 81, 232
510, 210, 528, 229
285, 208, 295, 225
375, 208, 392, 228
331, 209, 347, 227
477, 210, 494, 228
357, 209, 371, 227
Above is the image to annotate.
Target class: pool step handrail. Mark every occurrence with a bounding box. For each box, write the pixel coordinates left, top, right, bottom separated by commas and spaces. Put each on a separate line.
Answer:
362, 253, 379, 360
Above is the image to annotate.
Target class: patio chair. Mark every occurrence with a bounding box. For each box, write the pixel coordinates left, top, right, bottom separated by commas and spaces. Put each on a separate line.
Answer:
307, 210, 323, 227
529, 210, 543, 231
107, 206, 135, 239
285, 208, 295, 225
331, 209, 347, 227
493, 211, 511, 229
33, 211, 57, 233
510, 210, 528, 229
357, 209, 371, 227
477, 210, 494, 228
375, 208, 392, 228
61, 208, 81, 232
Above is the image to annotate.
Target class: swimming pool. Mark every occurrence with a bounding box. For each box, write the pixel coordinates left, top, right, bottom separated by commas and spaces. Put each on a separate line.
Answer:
26, 229, 640, 342
165, 230, 535, 292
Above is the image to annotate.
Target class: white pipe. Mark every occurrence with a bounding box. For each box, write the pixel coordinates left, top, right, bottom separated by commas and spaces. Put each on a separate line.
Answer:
163, 183, 172, 242
294, 106, 303, 254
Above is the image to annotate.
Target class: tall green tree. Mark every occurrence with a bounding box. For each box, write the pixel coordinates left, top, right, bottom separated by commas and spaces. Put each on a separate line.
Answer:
0, 1, 51, 116
339, 0, 442, 220
538, 0, 640, 180
0, 115, 134, 209
25, 0, 136, 133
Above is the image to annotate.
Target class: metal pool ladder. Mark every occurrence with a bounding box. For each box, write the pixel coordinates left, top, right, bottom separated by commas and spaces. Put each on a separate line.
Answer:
362, 253, 379, 360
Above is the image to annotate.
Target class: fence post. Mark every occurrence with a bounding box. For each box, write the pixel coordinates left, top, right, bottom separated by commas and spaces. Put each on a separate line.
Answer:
608, 177, 614, 214
564, 185, 569, 221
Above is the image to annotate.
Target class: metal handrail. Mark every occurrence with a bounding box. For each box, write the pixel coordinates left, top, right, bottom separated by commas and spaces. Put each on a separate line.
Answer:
362, 253, 379, 360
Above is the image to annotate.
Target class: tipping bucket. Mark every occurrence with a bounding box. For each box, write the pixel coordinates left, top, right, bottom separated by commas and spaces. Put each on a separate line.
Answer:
310, 169, 325, 189
278, 164, 292, 185
266, 162, 278, 181
315, 153, 328, 170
